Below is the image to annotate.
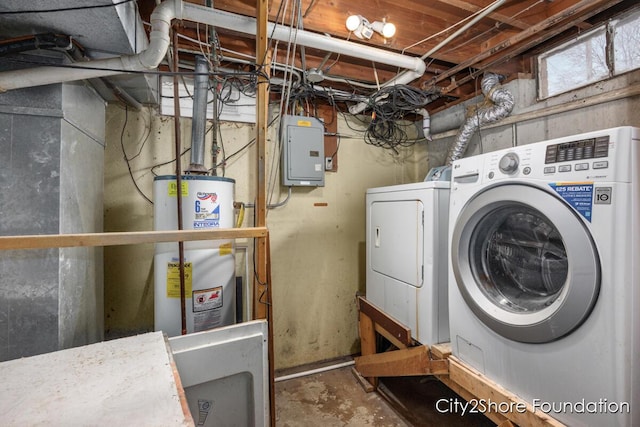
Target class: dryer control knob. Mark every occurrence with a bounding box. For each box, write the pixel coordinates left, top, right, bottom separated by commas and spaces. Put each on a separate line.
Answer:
499, 153, 520, 174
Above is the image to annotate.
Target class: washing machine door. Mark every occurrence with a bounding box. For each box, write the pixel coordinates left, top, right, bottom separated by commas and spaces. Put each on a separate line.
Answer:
451, 183, 600, 343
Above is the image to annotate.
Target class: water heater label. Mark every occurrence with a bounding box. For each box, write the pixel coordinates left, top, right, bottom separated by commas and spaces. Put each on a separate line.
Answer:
193, 286, 223, 312
194, 192, 221, 228
193, 287, 224, 331
219, 242, 233, 256
168, 181, 189, 196
166, 262, 193, 298
549, 182, 593, 222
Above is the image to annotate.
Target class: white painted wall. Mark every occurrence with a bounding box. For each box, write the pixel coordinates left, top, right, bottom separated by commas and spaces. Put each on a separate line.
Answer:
104, 107, 420, 368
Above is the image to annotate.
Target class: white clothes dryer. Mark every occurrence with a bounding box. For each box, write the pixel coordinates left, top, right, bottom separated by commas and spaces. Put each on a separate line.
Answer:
366, 181, 450, 345
448, 127, 639, 426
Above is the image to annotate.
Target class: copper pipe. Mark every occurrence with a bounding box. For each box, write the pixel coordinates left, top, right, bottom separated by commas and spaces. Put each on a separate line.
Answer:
172, 26, 188, 336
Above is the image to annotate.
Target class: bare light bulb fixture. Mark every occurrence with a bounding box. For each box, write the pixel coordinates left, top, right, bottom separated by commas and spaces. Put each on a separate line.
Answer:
371, 20, 396, 38
346, 15, 396, 40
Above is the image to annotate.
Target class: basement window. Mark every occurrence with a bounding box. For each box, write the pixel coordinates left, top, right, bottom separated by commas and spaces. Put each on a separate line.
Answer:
538, 7, 640, 99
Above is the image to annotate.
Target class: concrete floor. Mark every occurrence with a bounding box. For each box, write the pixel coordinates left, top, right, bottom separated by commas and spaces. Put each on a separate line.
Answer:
275, 363, 496, 426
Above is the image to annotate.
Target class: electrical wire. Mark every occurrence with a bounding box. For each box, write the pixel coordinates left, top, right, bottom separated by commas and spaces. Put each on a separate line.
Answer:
3, 55, 268, 79
361, 85, 441, 151
150, 148, 191, 176
209, 112, 281, 172
119, 105, 153, 204
267, 0, 302, 212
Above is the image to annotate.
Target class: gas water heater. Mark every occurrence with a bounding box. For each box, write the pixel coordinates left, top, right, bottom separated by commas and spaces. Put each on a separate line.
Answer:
153, 175, 236, 337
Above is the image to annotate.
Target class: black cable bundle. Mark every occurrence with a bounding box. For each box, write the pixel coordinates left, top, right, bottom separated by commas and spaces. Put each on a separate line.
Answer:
364, 85, 440, 152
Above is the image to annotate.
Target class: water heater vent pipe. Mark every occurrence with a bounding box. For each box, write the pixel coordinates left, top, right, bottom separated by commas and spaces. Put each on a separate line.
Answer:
187, 55, 210, 174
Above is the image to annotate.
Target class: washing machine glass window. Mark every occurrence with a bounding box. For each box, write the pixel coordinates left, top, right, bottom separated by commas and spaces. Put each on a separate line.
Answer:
470, 204, 568, 313
451, 184, 600, 343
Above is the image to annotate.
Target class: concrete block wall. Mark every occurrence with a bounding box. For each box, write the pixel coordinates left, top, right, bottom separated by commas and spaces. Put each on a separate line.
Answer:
416, 70, 640, 178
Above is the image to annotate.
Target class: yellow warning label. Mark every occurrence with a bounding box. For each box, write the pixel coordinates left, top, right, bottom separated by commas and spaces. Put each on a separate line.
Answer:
297, 120, 312, 127
166, 262, 193, 298
168, 181, 189, 197
219, 242, 233, 256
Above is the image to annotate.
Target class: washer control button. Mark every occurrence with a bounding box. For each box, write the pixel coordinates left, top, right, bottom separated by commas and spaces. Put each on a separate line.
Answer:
544, 166, 556, 174
593, 161, 609, 169
558, 165, 572, 172
523, 167, 531, 175
499, 153, 520, 174
575, 163, 589, 171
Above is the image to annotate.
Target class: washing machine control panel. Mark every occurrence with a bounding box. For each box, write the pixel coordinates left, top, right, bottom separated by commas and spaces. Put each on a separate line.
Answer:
499, 152, 520, 174
544, 135, 609, 164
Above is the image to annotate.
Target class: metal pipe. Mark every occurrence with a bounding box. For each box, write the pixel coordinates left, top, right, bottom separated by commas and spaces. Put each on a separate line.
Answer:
181, 5, 425, 76
0, 0, 425, 95
171, 27, 188, 336
187, 54, 209, 173
275, 360, 355, 382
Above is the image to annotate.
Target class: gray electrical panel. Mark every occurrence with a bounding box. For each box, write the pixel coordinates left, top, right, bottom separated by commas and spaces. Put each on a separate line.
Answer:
282, 115, 325, 186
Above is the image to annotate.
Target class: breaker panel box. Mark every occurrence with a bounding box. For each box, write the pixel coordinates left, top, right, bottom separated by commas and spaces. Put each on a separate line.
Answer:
281, 115, 325, 186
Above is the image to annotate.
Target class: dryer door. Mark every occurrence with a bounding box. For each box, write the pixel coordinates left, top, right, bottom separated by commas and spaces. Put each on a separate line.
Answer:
451, 183, 600, 343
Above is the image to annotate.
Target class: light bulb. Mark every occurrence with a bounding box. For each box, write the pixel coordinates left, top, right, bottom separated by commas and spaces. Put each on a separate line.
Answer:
371, 20, 396, 38
381, 22, 396, 38
346, 15, 362, 32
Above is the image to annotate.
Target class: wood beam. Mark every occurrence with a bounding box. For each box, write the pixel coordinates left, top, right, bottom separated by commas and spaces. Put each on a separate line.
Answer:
446, 0, 529, 30
357, 296, 412, 347
253, 0, 269, 322
254, 1, 273, 424
355, 346, 449, 377
435, 0, 623, 93
449, 357, 565, 427
0, 228, 268, 250
358, 310, 379, 388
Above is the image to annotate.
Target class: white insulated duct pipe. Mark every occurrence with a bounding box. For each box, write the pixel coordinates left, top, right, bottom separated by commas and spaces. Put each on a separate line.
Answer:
0, 0, 425, 93
181, 4, 425, 77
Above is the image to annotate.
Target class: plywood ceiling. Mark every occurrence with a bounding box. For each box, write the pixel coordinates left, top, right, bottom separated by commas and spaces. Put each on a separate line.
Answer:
139, 0, 636, 111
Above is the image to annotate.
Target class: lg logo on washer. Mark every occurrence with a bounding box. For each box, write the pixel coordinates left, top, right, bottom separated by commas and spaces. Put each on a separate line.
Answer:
594, 187, 612, 204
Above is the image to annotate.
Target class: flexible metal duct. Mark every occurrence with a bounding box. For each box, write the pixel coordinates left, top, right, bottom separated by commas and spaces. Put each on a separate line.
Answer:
187, 55, 210, 173
445, 72, 514, 165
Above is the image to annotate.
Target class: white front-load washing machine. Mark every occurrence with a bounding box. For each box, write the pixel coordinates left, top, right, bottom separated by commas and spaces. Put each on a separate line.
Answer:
448, 127, 639, 426
366, 181, 450, 345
